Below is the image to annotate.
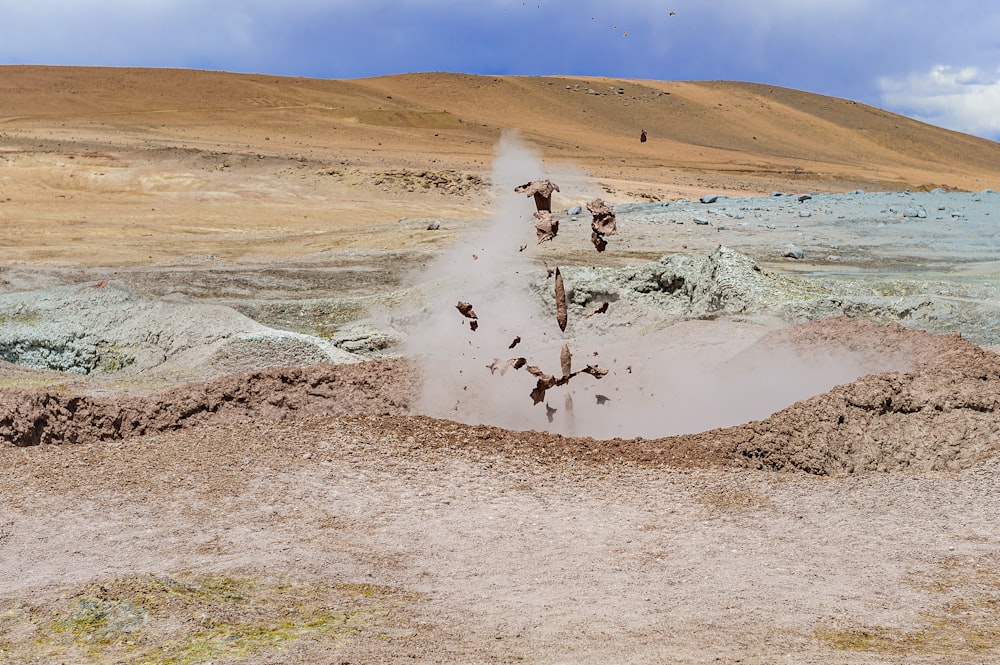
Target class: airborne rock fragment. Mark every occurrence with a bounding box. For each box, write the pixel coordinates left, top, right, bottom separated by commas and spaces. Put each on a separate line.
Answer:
575, 365, 608, 380
589, 199, 617, 235
510, 348, 607, 405
587, 198, 617, 252
456, 301, 477, 319
515, 179, 560, 212
534, 211, 560, 243
456, 301, 478, 331
554, 268, 567, 332
586, 302, 609, 317
591, 232, 608, 253
525, 364, 559, 405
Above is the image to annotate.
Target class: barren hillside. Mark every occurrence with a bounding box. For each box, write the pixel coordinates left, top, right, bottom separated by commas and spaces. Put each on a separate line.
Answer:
4, 67, 998, 190
2, 66, 998, 267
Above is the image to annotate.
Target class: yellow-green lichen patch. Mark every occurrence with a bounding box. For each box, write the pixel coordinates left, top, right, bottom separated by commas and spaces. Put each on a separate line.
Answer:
0, 573, 415, 664
92, 341, 137, 373
0, 308, 43, 326
812, 554, 1000, 657
52, 596, 150, 645
812, 625, 933, 655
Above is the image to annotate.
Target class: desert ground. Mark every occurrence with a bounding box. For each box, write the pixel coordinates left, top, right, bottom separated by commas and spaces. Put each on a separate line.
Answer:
2, 66, 1000, 664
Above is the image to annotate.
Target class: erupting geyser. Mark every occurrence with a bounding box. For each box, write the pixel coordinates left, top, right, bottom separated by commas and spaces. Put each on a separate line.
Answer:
402, 133, 899, 438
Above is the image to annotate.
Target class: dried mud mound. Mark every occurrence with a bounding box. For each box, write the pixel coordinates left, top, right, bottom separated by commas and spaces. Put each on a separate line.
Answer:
3, 317, 999, 477
555, 245, 1000, 345
721, 318, 1000, 474
0, 283, 361, 378
0, 360, 415, 446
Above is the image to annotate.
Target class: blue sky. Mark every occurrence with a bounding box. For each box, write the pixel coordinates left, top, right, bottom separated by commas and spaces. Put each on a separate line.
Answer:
2, 1, 1000, 140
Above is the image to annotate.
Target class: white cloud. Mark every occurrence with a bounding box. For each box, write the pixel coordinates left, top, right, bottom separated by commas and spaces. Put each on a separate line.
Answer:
879, 65, 1000, 139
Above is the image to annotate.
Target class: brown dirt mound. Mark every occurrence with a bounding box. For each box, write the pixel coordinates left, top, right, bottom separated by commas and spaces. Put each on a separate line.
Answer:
3, 317, 999, 476
721, 318, 1000, 474
0, 360, 416, 447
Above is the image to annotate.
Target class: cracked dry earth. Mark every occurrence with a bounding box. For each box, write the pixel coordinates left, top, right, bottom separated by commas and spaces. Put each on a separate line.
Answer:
2, 317, 1000, 664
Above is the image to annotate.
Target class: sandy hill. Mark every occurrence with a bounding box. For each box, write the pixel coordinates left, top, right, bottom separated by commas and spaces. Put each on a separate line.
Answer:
4, 66, 998, 188
2, 66, 999, 265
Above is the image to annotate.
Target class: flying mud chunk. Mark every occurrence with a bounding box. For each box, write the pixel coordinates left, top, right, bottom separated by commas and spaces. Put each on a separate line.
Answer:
514, 343, 607, 405
515, 179, 560, 212
488, 356, 527, 375
554, 267, 568, 332
586, 302, 609, 317
526, 364, 560, 405
456, 301, 479, 331
534, 211, 560, 243
574, 365, 608, 380
587, 198, 617, 253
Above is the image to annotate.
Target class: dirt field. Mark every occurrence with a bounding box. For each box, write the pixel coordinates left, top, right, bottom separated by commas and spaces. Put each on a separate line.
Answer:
2, 67, 1000, 664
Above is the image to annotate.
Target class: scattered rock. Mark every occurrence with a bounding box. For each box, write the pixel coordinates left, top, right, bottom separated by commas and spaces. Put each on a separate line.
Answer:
783, 244, 804, 259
